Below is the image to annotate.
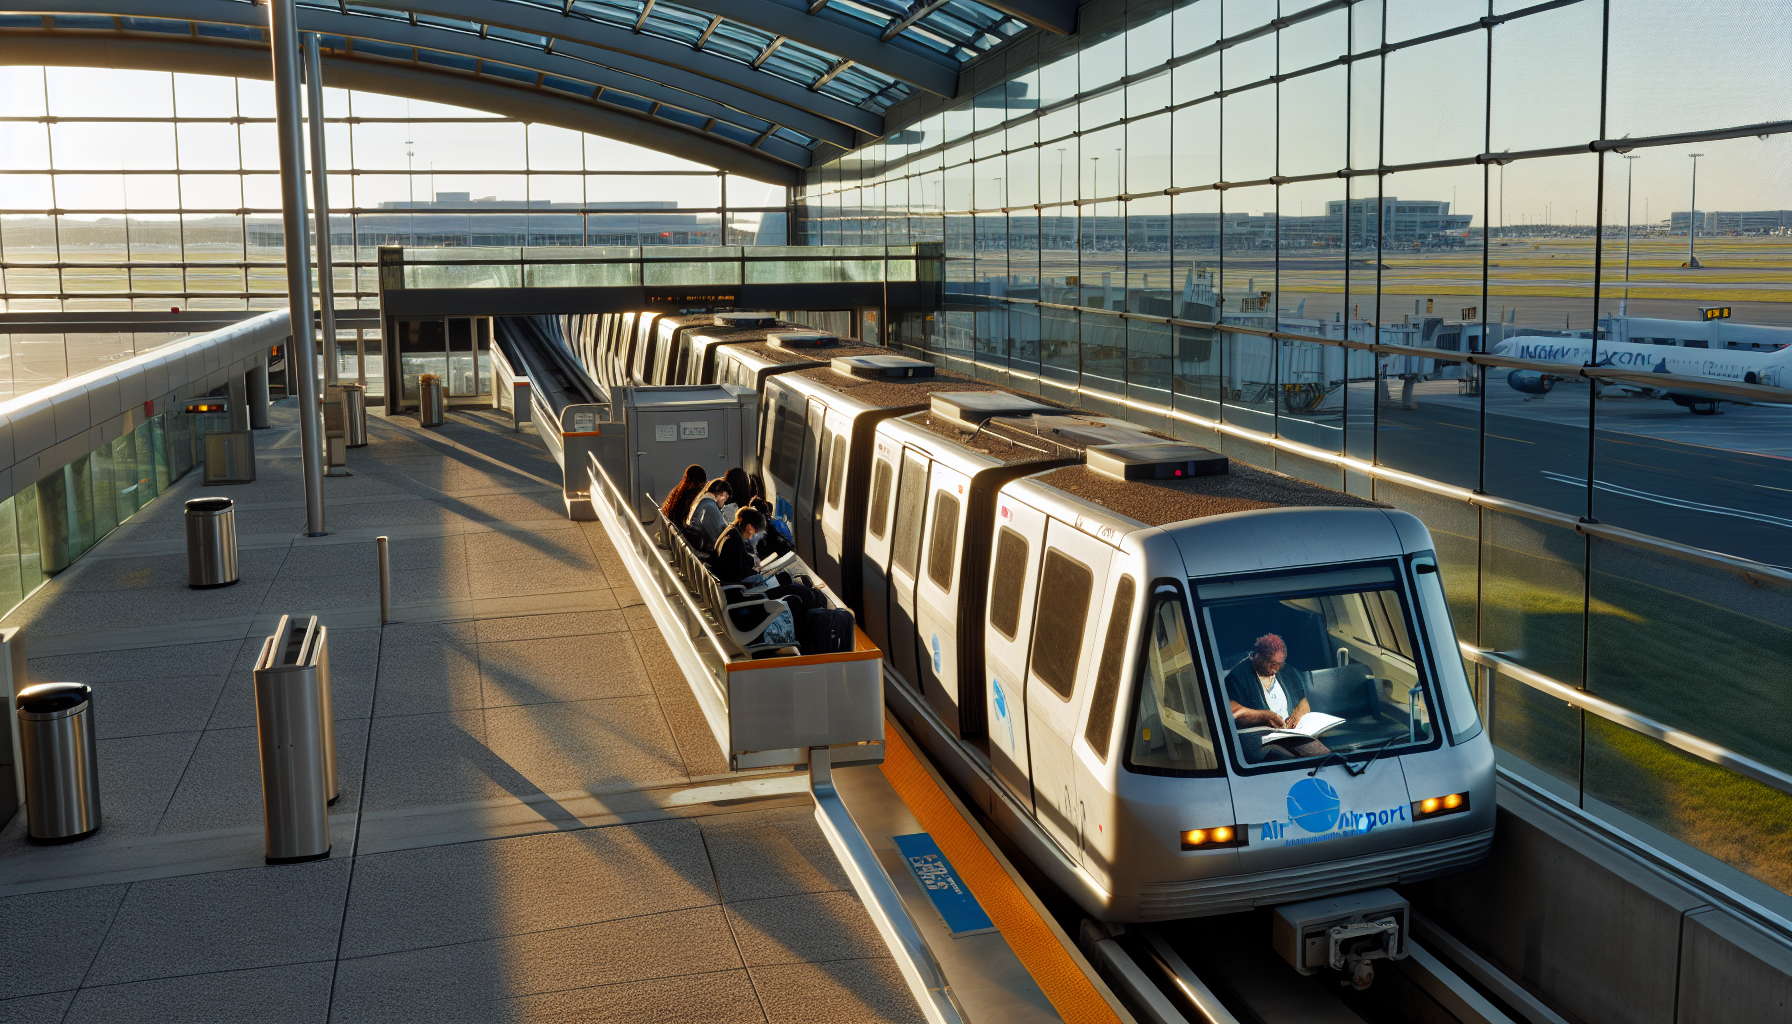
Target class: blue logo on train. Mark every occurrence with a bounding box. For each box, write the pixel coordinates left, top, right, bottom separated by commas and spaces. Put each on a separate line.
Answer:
1286, 778, 1341, 833
931, 634, 942, 673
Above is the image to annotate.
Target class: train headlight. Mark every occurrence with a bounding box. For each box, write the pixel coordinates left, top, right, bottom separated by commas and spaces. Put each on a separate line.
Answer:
1412, 792, 1470, 820
1181, 824, 1248, 851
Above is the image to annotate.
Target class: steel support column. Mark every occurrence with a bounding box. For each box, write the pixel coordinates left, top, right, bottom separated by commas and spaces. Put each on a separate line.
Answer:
270, 0, 326, 535
305, 34, 340, 387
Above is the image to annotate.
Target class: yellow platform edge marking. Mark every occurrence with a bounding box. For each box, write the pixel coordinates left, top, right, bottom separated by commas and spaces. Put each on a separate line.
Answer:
881, 723, 1126, 1024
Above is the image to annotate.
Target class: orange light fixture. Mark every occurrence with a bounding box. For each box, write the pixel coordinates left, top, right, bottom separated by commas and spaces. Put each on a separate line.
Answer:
1412, 792, 1471, 820
1180, 824, 1248, 850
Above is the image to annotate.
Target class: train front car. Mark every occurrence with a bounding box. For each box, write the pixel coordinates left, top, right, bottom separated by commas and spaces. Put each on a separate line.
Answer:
1007, 462, 1495, 926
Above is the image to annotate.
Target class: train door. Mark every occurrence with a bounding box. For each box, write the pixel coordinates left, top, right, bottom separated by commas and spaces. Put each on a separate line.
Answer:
860, 435, 899, 654
983, 497, 1049, 805
1073, 569, 1139, 890
814, 409, 854, 594
793, 400, 826, 567
886, 449, 931, 692
914, 462, 971, 737
1024, 521, 1111, 860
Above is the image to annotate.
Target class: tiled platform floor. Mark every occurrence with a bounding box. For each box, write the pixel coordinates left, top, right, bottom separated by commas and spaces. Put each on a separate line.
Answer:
0, 400, 921, 1024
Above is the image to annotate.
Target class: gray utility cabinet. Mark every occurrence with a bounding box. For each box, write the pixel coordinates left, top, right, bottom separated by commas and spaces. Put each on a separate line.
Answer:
615, 386, 758, 524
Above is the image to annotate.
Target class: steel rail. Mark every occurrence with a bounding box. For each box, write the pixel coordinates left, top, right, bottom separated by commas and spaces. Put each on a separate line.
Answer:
1463, 644, 1792, 800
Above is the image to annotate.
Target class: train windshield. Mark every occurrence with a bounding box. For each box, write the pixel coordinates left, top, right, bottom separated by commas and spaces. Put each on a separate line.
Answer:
1196, 565, 1438, 770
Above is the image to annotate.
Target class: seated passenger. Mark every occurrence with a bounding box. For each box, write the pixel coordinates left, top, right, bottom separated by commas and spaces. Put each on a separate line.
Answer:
685, 479, 733, 547
659, 464, 708, 527
714, 508, 824, 615
1224, 633, 1328, 759
724, 466, 791, 556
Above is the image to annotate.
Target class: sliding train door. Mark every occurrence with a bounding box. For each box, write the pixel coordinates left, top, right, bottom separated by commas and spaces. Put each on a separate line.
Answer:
984, 497, 1049, 805
860, 437, 899, 654
885, 449, 931, 692
914, 462, 971, 737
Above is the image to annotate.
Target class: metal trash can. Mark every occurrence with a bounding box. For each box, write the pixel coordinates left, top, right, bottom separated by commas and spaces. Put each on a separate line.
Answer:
203, 429, 256, 484
185, 497, 240, 588
419, 374, 445, 427
253, 614, 337, 863
17, 682, 101, 843
341, 383, 368, 448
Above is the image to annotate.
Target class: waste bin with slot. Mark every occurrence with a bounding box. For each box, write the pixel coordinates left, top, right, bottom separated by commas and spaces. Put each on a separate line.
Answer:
17, 682, 101, 843
185, 497, 240, 588
253, 614, 337, 862
341, 383, 368, 447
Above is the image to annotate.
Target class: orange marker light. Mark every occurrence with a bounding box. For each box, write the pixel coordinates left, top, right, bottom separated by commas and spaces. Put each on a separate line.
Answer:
1443, 793, 1463, 809
1213, 826, 1234, 843
1422, 797, 1441, 814
1182, 829, 1207, 846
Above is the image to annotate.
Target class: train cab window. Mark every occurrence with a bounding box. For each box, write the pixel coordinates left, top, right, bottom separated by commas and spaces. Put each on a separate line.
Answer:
1029, 549, 1094, 701
867, 459, 894, 540
1085, 576, 1137, 762
987, 527, 1028, 639
825, 434, 848, 510
1129, 590, 1220, 773
1196, 565, 1439, 770
891, 454, 928, 576
926, 492, 961, 590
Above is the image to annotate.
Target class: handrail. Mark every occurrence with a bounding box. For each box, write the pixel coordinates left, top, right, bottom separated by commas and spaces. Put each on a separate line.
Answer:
983, 294, 1792, 405
1460, 644, 1792, 799
979, 360, 1792, 588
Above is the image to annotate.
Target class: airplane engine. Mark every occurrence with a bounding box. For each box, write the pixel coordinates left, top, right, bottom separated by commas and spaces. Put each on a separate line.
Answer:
1506, 369, 1559, 395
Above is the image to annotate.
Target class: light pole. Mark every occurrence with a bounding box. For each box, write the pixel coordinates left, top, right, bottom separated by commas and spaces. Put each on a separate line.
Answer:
1056, 147, 1066, 205
1686, 152, 1704, 268
1090, 156, 1100, 246
1622, 153, 1641, 312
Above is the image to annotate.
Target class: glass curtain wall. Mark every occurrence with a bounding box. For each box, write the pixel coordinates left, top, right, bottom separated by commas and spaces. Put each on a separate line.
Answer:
799, 0, 1792, 901
0, 67, 791, 314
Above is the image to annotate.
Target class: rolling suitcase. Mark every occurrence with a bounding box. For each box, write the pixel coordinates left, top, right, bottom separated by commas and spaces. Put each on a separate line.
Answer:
801, 607, 855, 654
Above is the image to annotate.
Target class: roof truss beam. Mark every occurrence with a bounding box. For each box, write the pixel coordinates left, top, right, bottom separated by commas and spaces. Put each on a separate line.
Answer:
667, 0, 958, 96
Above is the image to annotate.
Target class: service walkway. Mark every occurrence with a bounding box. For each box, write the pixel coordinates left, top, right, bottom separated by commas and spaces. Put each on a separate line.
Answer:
0, 400, 922, 1023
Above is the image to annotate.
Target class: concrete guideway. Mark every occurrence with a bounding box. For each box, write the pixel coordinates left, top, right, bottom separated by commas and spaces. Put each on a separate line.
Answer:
0, 400, 924, 1022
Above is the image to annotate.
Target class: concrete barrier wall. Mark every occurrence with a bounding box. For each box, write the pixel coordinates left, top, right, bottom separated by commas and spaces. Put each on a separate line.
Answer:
1404, 780, 1792, 1024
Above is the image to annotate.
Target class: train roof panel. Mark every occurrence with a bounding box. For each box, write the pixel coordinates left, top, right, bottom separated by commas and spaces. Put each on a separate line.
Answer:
791, 363, 1001, 410
736, 339, 886, 366
1033, 461, 1385, 528
900, 410, 1081, 467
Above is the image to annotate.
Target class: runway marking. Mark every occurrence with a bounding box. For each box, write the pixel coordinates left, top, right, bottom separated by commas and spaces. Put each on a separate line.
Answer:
1541, 471, 1792, 529
1758, 484, 1792, 494
1488, 433, 1535, 445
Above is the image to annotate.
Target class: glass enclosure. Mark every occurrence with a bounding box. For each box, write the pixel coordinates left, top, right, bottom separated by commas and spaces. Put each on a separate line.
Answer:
395, 317, 491, 403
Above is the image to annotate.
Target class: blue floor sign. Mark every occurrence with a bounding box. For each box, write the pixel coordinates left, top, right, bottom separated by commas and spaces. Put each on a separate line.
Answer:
892, 833, 998, 938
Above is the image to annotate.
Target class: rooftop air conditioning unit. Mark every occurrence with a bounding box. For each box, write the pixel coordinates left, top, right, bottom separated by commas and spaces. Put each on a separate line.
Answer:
830, 355, 936, 381
713, 312, 779, 328
1087, 442, 1228, 481
769, 331, 840, 350
929, 391, 1054, 430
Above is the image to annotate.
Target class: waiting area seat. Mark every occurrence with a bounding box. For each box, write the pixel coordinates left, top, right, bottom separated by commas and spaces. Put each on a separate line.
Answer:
654, 502, 800, 658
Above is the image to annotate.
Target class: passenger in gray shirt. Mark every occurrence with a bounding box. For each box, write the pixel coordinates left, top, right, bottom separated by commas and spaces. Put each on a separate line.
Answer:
685, 478, 733, 548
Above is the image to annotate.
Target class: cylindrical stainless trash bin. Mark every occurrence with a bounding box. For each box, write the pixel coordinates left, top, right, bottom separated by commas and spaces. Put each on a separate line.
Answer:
185, 497, 239, 588
341, 383, 368, 448
18, 682, 101, 843
419, 374, 445, 428
254, 616, 333, 863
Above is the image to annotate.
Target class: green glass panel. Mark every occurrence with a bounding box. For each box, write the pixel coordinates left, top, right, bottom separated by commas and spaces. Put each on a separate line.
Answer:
1587, 539, 1792, 777
1481, 509, 1586, 686
151, 414, 170, 492
15, 481, 42, 593
1584, 716, 1792, 896
1491, 673, 1581, 792
65, 460, 94, 562
134, 422, 157, 503
90, 447, 118, 536
0, 496, 22, 616
114, 433, 140, 518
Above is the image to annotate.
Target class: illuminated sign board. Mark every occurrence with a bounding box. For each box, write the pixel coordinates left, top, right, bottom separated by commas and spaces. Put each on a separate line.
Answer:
1700, 306, 1732, 320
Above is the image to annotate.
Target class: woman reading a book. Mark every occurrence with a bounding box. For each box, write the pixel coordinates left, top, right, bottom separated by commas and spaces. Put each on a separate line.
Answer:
1225, 634, 1330, 760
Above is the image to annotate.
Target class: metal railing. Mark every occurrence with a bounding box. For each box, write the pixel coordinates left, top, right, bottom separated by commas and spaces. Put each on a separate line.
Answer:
382, 243, 937, 290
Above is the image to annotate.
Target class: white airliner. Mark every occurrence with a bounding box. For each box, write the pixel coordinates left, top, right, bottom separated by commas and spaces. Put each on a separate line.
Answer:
1491, 336, 1792, 414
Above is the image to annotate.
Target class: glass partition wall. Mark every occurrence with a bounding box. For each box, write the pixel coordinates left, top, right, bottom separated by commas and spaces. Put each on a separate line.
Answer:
799, 0, 1792, 906
0, 66, 792, 315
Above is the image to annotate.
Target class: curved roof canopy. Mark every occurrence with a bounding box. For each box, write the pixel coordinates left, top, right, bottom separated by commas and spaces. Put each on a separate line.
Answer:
0, 0, 1065, 181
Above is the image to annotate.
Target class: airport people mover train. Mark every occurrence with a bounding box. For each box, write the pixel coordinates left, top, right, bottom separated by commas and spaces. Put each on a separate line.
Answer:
564, 310, 1495, 948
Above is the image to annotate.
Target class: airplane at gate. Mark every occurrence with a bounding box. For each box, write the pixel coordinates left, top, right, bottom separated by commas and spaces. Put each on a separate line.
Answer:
1490, 336, 1792, 414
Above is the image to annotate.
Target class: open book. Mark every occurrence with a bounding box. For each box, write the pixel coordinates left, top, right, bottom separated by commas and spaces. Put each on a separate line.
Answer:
1261, 712, 1347, 744
755, 549, 799, 578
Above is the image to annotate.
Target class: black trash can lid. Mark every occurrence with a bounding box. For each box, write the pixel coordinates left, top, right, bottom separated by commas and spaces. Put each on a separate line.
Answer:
18, 682, 91, 714
186, 497, 234, 513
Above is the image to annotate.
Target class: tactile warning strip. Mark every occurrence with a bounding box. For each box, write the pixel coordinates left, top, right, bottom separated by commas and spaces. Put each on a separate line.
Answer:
881, 725, 1123, 1024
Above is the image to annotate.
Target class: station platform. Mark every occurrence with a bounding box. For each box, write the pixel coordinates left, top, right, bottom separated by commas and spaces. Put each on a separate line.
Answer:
0, 399, 924, 1022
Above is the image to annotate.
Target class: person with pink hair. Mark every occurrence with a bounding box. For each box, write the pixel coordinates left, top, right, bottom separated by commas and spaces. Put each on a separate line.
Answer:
1224, 633, 1312, 732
